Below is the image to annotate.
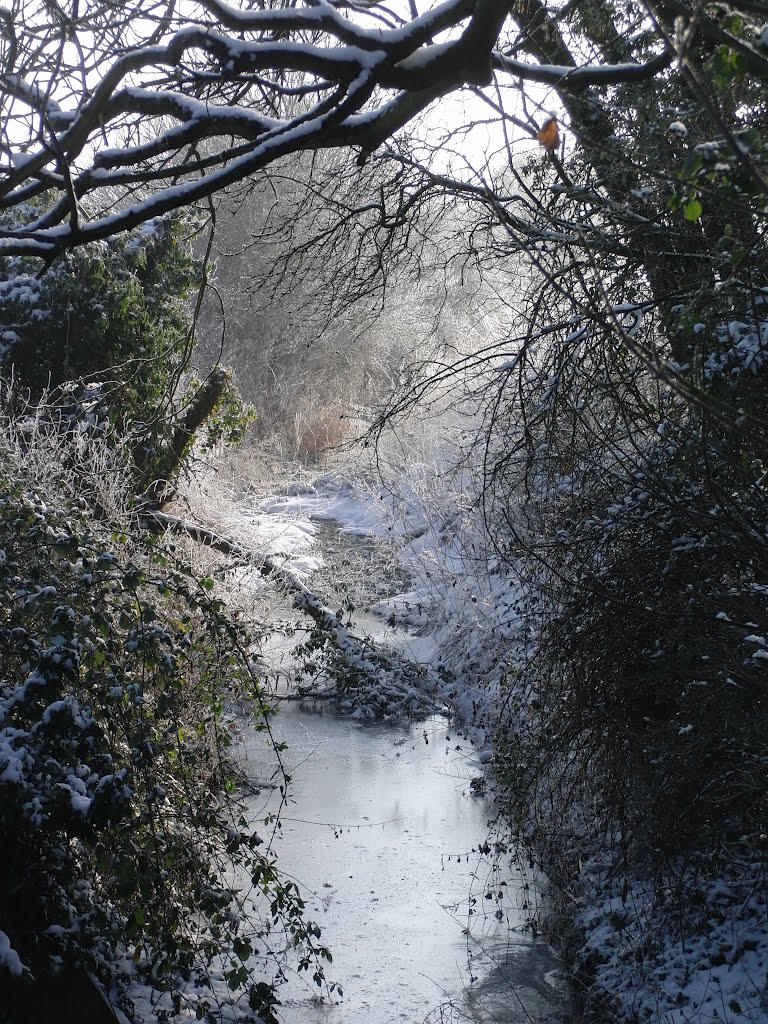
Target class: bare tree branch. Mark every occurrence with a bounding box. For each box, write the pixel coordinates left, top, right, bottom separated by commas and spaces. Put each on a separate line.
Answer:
0, 0, 700, 257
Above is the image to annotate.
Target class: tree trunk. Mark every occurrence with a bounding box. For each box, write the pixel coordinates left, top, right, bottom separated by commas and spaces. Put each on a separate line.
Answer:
141, 368, 230, 508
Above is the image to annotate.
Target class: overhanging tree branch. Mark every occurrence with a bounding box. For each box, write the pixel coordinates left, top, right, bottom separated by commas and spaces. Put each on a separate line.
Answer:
492, 51, 673, 88
0, 0, 694, 258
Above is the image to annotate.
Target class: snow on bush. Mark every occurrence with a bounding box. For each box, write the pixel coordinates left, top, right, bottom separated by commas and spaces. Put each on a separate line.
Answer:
0, 444, 328, 1023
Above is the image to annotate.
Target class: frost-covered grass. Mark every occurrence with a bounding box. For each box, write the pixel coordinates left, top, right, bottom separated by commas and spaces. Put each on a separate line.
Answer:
0, 381, 134, 524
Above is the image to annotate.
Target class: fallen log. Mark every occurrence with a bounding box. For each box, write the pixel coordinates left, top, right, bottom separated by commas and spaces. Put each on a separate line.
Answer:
138, 507, 439, 717
140, 507, 354, 634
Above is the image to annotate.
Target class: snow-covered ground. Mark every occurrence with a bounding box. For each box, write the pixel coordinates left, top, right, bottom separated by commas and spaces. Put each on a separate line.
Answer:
575, 859, 768, 1024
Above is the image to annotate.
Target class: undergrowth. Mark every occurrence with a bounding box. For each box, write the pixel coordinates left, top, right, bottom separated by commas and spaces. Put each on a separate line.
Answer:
0, 421, 330, 1023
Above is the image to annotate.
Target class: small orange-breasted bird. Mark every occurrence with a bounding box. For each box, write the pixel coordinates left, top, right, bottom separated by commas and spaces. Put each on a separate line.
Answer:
537, 117, 560, 151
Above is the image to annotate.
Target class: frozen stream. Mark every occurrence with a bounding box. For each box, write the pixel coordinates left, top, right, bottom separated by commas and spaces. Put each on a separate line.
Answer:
238, 705, 567, 1024
232, 501, 567, 1023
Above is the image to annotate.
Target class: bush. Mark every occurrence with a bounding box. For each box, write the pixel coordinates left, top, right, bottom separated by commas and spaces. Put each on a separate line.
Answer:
0, 212, 195, 417
0, 441, 327, 1022
0, 211, 254, 500
494, 306, 768, 874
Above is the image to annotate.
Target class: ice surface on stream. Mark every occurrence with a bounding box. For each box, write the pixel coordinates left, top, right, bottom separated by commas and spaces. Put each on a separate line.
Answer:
231, 473, 566, 1023
238, 704, 567, 1024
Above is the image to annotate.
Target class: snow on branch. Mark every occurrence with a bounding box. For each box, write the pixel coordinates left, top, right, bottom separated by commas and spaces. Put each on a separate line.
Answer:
492, 52, 673, 88
0, 0, 675, 256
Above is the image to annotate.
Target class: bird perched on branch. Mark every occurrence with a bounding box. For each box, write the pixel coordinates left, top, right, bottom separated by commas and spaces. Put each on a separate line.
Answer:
537, 116, 560, 150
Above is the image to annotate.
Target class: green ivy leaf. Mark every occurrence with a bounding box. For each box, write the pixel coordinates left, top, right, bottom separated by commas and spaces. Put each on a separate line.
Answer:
683, 197, 703, 221
667, 193, 682, 212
